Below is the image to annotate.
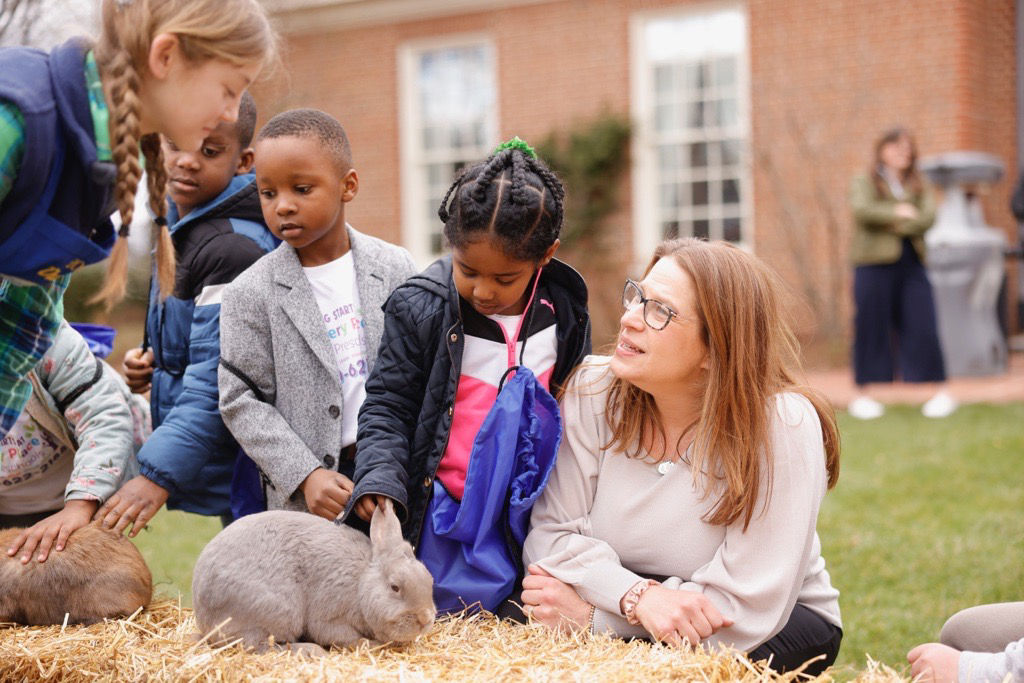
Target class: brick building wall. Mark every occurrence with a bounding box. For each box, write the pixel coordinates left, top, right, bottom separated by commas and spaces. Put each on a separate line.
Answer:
261, 0, 1018, 358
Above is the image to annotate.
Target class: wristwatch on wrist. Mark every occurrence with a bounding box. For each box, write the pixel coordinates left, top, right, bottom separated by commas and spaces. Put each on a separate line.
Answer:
621, 579, 658, 626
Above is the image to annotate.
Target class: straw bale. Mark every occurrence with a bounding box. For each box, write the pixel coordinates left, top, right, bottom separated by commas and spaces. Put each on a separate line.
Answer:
0, 599, 906, 682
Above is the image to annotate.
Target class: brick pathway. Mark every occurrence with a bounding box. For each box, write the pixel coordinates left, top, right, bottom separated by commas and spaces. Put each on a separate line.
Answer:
804, 352, 1024, 408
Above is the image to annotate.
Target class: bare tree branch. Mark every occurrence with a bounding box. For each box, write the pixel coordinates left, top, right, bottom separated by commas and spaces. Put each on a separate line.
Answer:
0, 0, 83, 47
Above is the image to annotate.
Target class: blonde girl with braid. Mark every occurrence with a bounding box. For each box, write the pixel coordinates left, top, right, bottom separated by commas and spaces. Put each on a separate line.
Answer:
0, 0, 276, 439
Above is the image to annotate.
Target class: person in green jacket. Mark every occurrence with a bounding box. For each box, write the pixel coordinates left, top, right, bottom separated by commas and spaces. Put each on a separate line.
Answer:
847, 127, 955, 420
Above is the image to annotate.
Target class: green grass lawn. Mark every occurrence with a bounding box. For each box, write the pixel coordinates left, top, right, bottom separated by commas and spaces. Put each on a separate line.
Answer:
823, 403, 1024, 677
129, 402, 1024, 676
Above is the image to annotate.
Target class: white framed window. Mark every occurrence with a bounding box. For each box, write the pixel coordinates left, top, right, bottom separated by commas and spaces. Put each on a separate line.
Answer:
398, 36, 498, 264
630, 4, 750, 264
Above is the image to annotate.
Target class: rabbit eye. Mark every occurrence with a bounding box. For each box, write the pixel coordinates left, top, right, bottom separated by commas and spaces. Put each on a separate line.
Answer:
390, 583, 400, 593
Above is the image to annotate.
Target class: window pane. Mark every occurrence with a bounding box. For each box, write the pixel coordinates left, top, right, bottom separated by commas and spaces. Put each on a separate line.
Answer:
658, 144, 682, 172
693, 219, 710, 239
655, 64, 674, 93
686, 101, 704, 128
682, 62, 701, 90
712, 57, 735, 87
662, 220, 680, 239
660, 183, 680, 210
722, 178, 740, 204
691, 181, 709, 206
720, 98, 738, 126
423, 126, 438, 151
720, 139, 741, 165
689, 142, 707, 167
723, 217, 741, 242
655, 103, 674, 132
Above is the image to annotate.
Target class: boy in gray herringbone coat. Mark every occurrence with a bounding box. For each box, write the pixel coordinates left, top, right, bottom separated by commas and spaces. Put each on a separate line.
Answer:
218, 109, 416, 521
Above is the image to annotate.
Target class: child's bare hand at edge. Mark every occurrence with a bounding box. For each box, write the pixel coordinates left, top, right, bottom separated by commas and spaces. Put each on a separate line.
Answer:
123, 348, 154, 394
300, 468, 353, 520
353, 494, 391, 522
6, 499, 98, 564
95, 475, 169, 537
907, 643, 961, 683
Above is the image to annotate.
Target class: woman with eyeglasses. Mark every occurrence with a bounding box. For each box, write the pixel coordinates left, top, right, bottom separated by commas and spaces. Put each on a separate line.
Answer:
521, 238, 843, 675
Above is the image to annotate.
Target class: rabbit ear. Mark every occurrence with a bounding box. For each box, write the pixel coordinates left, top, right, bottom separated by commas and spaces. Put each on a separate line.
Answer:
370, 498, 402, 549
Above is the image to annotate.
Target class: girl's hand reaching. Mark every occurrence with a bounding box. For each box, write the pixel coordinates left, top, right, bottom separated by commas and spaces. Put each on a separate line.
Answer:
353, 494, 391, 522
95, 475, 169, 537
630, 584, 732, 648
6, 499, 98, 563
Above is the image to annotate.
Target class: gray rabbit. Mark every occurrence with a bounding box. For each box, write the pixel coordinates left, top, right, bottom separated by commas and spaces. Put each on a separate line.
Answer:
191, 500, 436, 653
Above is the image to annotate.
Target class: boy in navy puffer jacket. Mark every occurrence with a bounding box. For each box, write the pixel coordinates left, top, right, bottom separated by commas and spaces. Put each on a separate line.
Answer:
96, 93, 278, 534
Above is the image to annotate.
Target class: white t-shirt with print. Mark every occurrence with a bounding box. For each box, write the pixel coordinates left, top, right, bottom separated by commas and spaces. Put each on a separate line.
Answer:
0, 410, 74, 515
303, 252, 368, 447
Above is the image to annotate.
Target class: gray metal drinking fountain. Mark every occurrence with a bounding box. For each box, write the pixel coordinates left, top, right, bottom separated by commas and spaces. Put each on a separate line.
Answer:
919, 151, 1008, 376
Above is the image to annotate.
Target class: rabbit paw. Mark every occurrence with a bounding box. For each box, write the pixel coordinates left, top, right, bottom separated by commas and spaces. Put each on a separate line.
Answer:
283, 642, 328, 658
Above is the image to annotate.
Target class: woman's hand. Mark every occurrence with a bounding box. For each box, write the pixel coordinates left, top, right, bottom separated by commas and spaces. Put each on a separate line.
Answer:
521, 564, 593, 632
6, 499, 98, 563
894, 202, 919, 221
907, 643, 961, 683
630, 584, 732, 647
95, 475, 169, 536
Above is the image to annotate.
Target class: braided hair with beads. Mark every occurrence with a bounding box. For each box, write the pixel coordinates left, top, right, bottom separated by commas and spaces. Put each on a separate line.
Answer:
438, 137, 565, 263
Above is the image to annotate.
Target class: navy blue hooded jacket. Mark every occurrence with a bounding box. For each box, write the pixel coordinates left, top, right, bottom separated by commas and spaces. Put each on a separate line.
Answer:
348, 256, 591, 544
0, 39, 116, 284
137, 174, 277, 516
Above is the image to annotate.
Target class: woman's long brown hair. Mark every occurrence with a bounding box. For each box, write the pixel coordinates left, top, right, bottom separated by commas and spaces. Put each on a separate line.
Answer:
602, 238, 840, 530
870, 126, 923, 198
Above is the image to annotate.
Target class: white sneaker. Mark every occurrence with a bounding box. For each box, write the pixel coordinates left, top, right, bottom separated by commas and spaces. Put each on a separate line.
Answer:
921, 390, 958, 418
848, 395, 885, 420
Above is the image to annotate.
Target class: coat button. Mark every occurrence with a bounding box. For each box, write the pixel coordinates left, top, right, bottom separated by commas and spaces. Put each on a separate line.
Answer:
448, 405, 453, 417
449, 333, 458, 342
328, 405, 340, 419
423, 476, 432, 488
324, 454, 336, 469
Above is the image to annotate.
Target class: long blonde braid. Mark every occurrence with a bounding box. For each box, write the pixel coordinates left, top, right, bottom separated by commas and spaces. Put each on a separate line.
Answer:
88, 45, 147, 308
141, 133, 175, 299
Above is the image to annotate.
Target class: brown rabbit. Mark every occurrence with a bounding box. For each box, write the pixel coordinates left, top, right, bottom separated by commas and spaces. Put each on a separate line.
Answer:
0, 522, 152, 626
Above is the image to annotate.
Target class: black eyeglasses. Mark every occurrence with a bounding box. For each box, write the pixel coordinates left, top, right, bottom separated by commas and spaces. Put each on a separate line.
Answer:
622, 279, 686, 330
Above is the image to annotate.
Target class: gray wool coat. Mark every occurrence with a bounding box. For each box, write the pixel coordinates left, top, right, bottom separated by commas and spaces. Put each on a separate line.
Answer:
218, 226, 417, 512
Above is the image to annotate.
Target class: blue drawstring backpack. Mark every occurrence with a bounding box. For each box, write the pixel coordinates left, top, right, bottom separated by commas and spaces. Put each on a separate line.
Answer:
68, 323, 116, 359
417, 365, 562, 614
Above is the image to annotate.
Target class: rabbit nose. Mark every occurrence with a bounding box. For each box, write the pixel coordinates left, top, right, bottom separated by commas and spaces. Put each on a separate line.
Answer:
417, 609, 434, 626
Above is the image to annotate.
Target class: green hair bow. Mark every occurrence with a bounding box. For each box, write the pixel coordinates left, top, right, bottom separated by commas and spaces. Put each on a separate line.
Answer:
494, 136, 537, 159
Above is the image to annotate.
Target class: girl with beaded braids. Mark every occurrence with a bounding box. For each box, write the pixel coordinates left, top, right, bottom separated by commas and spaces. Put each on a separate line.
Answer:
0, 0, 276, 438
345, 138, 591, 615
